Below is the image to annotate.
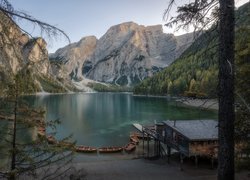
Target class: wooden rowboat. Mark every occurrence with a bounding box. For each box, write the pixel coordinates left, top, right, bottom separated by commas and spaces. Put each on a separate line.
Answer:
75, 146, 97, 153
130, 132, 141, 138
38, 127, 46, 132
98, 147, 123, 153
37, 127, 46, 137
37, 131, 45, 137
130, 132, 150, 140
130, 136, 139, 144
124, 142, 136, 152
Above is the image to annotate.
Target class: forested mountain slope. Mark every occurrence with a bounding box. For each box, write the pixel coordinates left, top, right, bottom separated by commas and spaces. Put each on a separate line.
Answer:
134, 2, 250, 99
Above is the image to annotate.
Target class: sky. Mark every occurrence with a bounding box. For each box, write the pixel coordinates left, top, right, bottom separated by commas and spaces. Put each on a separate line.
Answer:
8, 0, 249, 53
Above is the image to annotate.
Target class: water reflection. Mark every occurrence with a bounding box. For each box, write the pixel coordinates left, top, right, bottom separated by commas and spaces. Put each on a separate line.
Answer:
25, 93, 217, 147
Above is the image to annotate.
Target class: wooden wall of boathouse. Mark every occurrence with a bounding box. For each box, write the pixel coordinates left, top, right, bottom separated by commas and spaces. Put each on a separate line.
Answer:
156, 123, 218, 158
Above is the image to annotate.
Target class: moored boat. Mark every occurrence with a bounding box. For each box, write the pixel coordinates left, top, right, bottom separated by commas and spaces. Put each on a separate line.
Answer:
130, 132, 150, 140
47, 135, 57, 144
130, 136, 139, 144
130, 132, 141, 138
98, 147, 123, 153
37, 131, 45, 137
37, 126, 46, 137
124, 142, 136, 152
75, 146, 97, 153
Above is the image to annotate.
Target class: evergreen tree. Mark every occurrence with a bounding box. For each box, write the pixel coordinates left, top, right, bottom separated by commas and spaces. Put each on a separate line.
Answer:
0, 75, 75, 180
0, 1, 80, 179
162, 0, 236, 179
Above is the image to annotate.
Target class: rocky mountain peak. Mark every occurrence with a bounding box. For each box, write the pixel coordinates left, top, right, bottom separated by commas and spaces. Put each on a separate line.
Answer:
50, 21, 195, 87
145, 24, 163, 33
50, 35, 98, 81
107, 21, 141, 33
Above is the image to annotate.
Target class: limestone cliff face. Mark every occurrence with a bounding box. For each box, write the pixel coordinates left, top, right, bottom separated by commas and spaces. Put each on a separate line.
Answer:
50, 36, 97, 81
0, 11, 68, 94
0, 12, 25, 77
86, 22, 180, 86
23, 37, 51, 75
51, 22, 194, 86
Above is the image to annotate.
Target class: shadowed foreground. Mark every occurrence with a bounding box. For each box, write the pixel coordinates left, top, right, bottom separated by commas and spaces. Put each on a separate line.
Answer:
16, 157, 249, 180
75, 158, 217, 180
76, 158, 249, 180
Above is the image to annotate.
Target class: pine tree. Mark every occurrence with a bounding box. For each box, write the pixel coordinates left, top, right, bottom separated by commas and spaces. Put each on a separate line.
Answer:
0, 75, 75, 180
0, 1, 79, 179
163, 0, 236, 179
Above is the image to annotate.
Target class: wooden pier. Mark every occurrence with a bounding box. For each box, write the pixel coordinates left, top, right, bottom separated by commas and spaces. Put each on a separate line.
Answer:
133, 123, 165, 158
133, 120, 219, 169
132, 123, 143, 132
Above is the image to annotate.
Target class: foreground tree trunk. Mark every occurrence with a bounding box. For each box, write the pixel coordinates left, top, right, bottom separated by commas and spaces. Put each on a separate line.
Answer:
10, 82, 18, 180
218, 0, 235, 179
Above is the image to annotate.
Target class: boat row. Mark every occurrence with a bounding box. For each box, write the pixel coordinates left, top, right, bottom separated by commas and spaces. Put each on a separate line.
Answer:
74, 132, 142, 153
74, 144, 135, 153
99, 147, 123, 153
75, 146, 97, 153
38, 129, 141, 153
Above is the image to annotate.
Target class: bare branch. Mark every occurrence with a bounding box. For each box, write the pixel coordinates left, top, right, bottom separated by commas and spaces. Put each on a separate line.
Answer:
164, 0, 219, 33
0, 2, 70, 44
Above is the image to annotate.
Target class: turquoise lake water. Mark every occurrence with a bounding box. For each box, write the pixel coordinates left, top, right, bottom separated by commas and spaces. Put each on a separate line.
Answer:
24, 93, 217, 147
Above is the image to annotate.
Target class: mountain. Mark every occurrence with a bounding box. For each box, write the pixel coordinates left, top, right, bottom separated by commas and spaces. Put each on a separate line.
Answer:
50, 36, 97, 81
50, 22, 195, 86
133, 2, 250, 98
0, 11, 72, 95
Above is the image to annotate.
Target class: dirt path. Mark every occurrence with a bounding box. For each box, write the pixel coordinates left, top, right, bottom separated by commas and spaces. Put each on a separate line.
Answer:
74, 158, 217, 180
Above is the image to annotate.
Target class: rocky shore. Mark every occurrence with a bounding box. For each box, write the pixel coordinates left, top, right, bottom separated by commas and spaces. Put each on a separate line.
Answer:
176, 98, 218, 110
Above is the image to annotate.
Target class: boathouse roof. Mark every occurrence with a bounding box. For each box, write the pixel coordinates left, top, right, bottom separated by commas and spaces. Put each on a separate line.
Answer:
163, 120, 218, 141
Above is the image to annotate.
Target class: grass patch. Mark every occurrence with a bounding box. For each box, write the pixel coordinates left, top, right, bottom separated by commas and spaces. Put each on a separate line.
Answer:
36, 75, 67, 93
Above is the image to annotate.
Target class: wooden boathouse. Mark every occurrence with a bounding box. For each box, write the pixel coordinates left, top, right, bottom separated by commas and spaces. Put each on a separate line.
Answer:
134, 119, 218, 167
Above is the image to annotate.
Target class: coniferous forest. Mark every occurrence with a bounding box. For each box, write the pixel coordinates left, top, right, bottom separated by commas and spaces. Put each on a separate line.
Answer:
134, 3, 249, 99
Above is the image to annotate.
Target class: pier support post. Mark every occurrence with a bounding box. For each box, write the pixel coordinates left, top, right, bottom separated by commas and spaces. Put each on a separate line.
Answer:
211, 157, 214, 169
147, 134, 149, 157
195, 155, 198, 168
142, 131, 145, 157
180, 154, 184, 171
154, 138, 156, 156
158, 141, 160, 157
167, 146, 171, 163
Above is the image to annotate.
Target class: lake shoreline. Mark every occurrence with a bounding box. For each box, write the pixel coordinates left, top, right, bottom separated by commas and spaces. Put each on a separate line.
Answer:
176, 98, 219, 110
133, 94, 218, 110
7, 91, 218, 112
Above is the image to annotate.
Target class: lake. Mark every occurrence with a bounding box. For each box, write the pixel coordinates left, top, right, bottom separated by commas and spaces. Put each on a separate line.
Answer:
25, 93, 217, 147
